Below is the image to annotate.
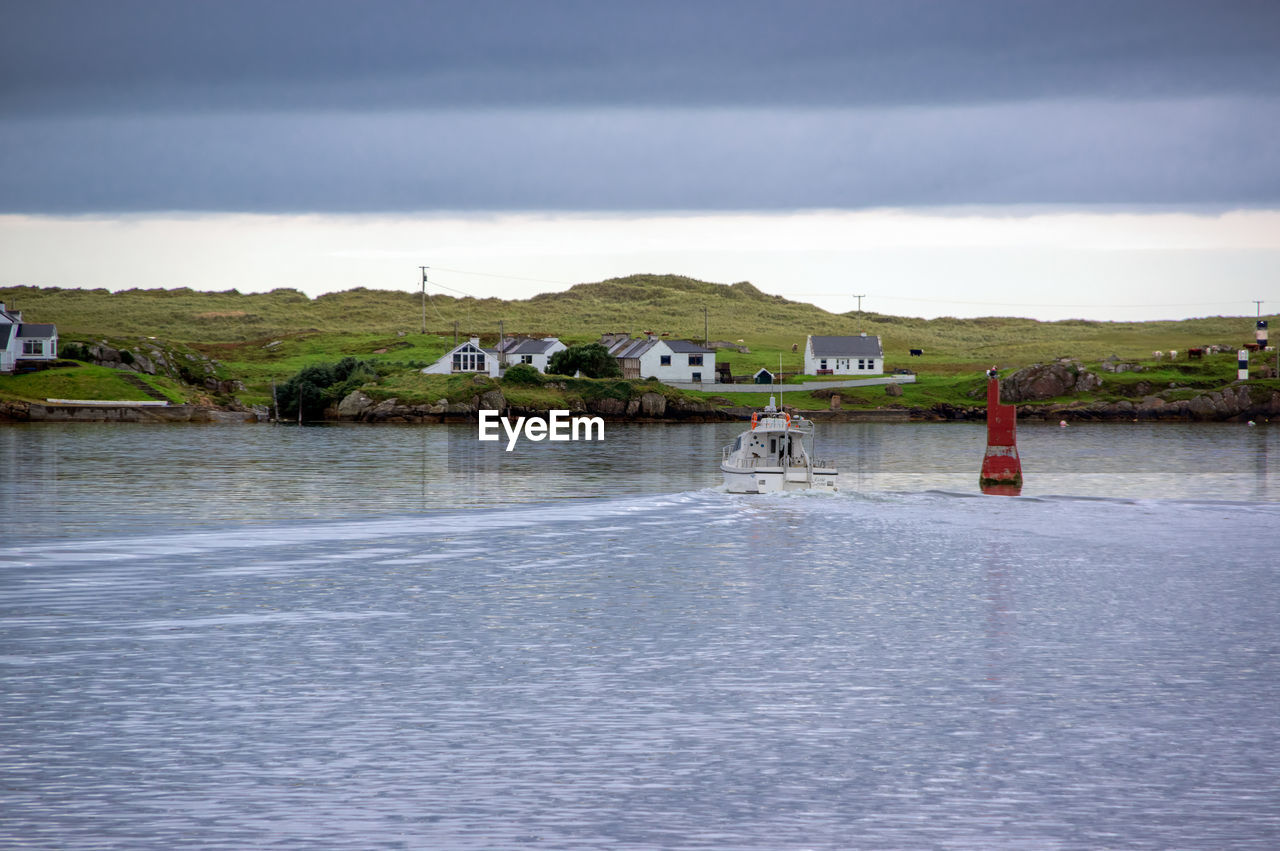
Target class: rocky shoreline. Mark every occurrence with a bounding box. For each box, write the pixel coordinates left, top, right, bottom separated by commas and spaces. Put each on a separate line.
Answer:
5, 359, 1277, 424
328, 388, 733, 424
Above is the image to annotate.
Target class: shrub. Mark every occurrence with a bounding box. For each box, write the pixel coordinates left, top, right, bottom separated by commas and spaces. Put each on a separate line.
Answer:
502, 363, 543, 385
547, 343, 622, 378
276, 356, 377, 420
60, 343, 91, 362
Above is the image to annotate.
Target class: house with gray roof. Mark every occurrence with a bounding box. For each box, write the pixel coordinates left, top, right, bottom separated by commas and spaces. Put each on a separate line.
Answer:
803, 334, 884, 376
0, 301, 58, 373
600, 333, 715, 384
495, 336, 567, 373
420, 335, 567, 377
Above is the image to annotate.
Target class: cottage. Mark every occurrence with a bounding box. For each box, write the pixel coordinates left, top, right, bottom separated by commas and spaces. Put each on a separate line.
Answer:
601, 333, 715, 383
421, 336, 501, 377
494, 336, 567, 373
0, 302, 58, 373
803, 334, 884, 376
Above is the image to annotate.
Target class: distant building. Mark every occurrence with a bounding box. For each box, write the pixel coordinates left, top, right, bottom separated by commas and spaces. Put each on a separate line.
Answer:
420, 335, 567, 377
600, 333, 715, 383
0, 301, 58, 373
494, 336, 567, 373
421, 336, 501, 377
803, 334, 884, 376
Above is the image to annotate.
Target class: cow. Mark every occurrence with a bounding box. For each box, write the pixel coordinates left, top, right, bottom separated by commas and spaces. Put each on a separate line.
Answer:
1188, 347, 1204, 359
909, 348, 923, 357
1153, 351, 1163, 360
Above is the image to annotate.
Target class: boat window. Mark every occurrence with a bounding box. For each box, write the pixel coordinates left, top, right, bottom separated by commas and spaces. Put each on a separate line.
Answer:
733, 436, 741, 451
769, 438, 776, 454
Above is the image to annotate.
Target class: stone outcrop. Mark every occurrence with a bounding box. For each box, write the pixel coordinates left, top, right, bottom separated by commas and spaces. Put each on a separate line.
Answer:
1000, 361, 1101, 403
638, 392, 667, 417
0, 402, 258, 423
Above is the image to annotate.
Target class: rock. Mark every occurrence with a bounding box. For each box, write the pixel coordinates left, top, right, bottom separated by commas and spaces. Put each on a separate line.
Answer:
1001, 362, 1101, 402
445, 401, 476, 417
478, 389, 506, 410
588, 396, 627, 416
337, 390, 375, 417
884, 384, 903, 397
639, 392, 667, 417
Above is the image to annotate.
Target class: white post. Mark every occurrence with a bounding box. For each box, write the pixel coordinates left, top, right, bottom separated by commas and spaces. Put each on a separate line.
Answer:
1238, 349, 1249, 381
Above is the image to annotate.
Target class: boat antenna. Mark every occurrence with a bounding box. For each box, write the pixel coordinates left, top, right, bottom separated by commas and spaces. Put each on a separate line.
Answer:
779, 353, 783, 411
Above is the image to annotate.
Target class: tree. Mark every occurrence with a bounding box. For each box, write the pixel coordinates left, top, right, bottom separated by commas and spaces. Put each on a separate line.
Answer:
276, 357, 377, 420
546, 343, 622, 378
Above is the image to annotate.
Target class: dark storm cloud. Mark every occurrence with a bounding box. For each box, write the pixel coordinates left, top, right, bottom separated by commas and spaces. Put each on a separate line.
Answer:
4, 0, 1277, 112
1, 0, 1278, 212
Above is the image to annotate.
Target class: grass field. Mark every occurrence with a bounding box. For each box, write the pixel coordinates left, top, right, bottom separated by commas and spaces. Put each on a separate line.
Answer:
0, 365, 188, 404
3, 276, 1276, 412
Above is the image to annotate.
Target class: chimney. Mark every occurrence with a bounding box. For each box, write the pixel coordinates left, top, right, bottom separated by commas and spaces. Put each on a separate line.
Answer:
469, 335, 480, 347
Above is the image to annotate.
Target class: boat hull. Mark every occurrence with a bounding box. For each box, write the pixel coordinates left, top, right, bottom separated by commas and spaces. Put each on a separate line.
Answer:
720, 463, 839, 494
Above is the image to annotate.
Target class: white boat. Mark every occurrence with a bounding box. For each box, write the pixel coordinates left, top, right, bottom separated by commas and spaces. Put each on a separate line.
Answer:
720, 398, 839, 493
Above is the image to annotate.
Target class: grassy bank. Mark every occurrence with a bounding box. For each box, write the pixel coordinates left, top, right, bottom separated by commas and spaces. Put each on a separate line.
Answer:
0, 365, 188, 404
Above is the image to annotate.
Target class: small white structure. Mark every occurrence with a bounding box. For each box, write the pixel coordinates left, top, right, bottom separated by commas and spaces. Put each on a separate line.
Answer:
601, 333, 715, 383
421, 337, 501, 377
803, 334, 883, 376
495, 337, 567, 373
0, 302, 58, 373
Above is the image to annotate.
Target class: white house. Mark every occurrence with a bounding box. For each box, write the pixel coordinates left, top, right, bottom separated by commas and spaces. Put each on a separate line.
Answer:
0, 302, 58, 374
602, 334, 716, 384
804, 334, 884, 376
420, 336, 568, 377
421, 336, 501, 377
495, 337, 567, 373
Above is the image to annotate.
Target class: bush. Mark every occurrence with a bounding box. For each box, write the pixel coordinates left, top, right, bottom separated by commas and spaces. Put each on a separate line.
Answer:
502, 363, 543, 385
547, 343, 622, 378
276, 356, 377, 420
60, 343, 91, 362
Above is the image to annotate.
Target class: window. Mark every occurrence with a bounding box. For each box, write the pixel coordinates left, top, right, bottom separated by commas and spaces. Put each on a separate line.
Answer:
22, 340, 43, 356
858, 359, 866, 369
451, 347, 486, 372
660, 355, 671, 366
819, 359, 827, 369
521, 355, 533, 364
688, 354, 703, 366
691, 372, 701, 382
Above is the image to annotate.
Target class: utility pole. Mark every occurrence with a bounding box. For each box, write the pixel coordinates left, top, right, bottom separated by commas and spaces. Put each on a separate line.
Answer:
703, 306, 709, 347
419, 266, 429, 334
853, 294, 866, 333
1254, 300, 1264, 317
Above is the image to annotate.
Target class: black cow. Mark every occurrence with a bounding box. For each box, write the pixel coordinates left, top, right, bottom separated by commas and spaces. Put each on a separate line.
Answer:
909, 349, 923, 357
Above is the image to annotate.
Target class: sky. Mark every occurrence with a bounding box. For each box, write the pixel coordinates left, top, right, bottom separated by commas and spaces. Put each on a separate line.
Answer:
1, 0, 1278, 321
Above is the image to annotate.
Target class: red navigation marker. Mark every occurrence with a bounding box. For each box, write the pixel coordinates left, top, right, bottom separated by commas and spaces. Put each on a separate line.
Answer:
980, 369, 1022, 495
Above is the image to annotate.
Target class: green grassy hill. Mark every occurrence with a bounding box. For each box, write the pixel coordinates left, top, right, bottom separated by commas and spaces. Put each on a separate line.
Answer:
4, 274, 1270, 358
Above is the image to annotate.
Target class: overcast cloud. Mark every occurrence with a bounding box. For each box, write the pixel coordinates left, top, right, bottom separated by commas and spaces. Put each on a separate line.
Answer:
2, 0, 1278, 213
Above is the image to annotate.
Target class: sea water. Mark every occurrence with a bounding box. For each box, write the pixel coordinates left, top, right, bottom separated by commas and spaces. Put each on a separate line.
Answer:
1, 422, 1278, 848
